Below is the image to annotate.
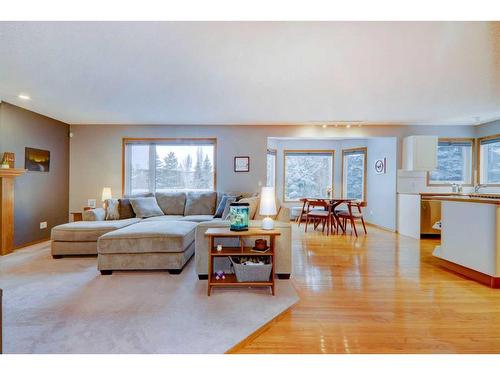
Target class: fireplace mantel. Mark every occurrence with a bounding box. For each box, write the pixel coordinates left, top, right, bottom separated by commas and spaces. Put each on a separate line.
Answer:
0, 168, 27, 255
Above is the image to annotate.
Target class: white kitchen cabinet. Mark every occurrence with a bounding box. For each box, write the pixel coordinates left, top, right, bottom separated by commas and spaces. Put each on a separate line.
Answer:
402, 136, 438, 171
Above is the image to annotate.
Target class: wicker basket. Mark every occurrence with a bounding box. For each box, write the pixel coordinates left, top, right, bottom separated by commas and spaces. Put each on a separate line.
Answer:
229, 257, 272, 282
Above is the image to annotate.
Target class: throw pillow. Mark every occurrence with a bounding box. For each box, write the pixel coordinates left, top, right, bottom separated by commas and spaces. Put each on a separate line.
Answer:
155, 192, 186, 215
118, 198, 136, 219
237, 196, 259, 219
214, 195, 240, 218
105, 198, 120, 220
221, 196, 239, 220
129, 197, 164, 218
184, 191, 217, 216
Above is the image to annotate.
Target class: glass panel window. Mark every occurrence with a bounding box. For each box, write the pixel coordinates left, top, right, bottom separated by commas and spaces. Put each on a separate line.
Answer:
342, 148, 367, 201
284, 151, 334, 201
480, 136, 500, 185
429, 140, 473, 185
124, 139, 216, 195
266, 149, 276, 187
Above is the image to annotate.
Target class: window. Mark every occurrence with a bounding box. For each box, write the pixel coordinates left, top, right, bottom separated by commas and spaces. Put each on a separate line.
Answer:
266, 149, 276, 187
479, 135, 500, 185
342, 148, 367, 201
283, 150, 334, 201
124, 138, 216, 195
428, 139, 473, 185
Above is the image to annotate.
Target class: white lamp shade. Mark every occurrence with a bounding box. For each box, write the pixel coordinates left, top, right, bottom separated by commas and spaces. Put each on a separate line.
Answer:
101, 187, 112, 201
259, 187, 277, 216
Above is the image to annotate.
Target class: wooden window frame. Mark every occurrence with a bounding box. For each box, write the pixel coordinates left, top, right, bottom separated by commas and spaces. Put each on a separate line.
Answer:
282, 149, 335, 203
341, 147, 367, 204
122, 137, 217, 196
426, 138, 475, 187
266, 148, 277, 188
478, 133, 500, 187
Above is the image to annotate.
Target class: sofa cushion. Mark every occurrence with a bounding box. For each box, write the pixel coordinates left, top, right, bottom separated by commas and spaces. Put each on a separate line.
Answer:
155, 192, 186, 215
51, 218, 142, 242
104, 198, 120, 220
118, 198, 136, 219
221, 196, 239, 220
142, 215, 184, 222
216, 191, 256, 207
179, 215, 215, 223
83, 207, 106, 221
213, 194, 239, 218
184, 191, 217, 216
237, 196, 259, 219
98, 221, 197, 254
129, 197, 164, 218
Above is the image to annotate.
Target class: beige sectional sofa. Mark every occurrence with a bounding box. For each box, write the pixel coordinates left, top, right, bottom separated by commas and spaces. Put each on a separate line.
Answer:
50, 191, 291, 278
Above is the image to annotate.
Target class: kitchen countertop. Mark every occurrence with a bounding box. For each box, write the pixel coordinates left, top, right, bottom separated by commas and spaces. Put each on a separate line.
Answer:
421, 193, 500, 205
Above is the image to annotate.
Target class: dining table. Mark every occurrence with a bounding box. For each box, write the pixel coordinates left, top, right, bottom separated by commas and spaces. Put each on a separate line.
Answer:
298, 197, 354, 234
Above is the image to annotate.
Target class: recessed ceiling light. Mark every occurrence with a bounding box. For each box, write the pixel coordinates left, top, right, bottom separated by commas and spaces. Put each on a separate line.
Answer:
18, 94, 31, 100
322, 124, 327, 128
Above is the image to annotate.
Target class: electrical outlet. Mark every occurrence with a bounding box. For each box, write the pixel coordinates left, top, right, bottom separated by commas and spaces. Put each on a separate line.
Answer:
40, 221, 47, 229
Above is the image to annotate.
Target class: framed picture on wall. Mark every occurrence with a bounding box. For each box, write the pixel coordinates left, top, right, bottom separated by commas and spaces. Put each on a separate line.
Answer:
374, 157, 387, 174
234, 156, 250, 172
25, 147, 50, 172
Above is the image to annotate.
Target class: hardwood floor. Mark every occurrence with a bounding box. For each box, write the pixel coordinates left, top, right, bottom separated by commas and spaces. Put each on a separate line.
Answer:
231, 224, 500, 353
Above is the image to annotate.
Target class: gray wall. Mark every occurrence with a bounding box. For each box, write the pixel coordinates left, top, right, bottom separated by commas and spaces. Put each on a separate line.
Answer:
69, 124, 474, 228
475, 119, 500, 138
0, 102, 69, 247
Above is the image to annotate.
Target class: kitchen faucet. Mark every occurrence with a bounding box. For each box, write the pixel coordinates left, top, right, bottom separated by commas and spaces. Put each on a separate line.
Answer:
474, 184, 486, 193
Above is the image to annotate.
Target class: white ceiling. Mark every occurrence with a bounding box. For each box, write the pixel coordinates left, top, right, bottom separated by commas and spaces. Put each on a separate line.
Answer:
0, 21, 499, 126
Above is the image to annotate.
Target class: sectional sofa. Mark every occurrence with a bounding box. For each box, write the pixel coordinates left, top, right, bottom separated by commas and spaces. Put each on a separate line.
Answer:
51, 191, 292, 279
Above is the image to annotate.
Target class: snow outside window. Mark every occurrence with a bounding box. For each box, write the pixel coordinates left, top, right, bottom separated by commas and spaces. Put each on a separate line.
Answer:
479, 136, 500, 185
266, 149, 276, 188
429, 140, 473, 185
284, 151, 334, 201
342, 148, 366, 201
124, 139, 216, 195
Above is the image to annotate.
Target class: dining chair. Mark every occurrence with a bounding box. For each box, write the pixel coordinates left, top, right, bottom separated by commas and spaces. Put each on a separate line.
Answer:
304, 200, 332, 235
296, 199, 309, 227
337, 201, 367, 237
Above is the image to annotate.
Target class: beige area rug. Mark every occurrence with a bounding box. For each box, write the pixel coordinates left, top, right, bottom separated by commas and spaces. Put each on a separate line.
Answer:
0, 242, 298, 354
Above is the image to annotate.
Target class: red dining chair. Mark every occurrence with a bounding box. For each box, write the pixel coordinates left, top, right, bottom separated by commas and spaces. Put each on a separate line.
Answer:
296, 199, 309, 227
304, 200, 332, 235
336, 201, 367, 237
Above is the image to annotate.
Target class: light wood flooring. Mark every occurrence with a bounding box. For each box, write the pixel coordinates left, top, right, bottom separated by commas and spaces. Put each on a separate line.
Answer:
231, 224, 500, 353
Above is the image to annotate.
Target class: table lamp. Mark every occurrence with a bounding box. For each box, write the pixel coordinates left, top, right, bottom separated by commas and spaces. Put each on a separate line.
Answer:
101, 187, 112, 207
259, 186, 277, 230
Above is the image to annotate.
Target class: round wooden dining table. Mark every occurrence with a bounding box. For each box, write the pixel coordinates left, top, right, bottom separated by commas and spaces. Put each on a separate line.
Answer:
298, 197, 354, 234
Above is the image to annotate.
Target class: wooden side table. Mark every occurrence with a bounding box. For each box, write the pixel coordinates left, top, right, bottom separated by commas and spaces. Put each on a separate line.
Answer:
205, 228, 280, 296
70, 206, 93, 222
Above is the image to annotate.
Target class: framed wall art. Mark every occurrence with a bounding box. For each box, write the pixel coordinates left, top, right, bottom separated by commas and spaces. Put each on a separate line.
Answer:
234, 156, 250, 172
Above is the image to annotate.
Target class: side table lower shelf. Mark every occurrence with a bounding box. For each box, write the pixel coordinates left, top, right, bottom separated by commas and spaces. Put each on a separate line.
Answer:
209, 273, 273, 286
205, 228, 281, 296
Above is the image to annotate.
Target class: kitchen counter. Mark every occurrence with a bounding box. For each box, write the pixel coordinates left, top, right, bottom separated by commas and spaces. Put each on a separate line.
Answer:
422, 194, 500, 205
432, 198, 500, 288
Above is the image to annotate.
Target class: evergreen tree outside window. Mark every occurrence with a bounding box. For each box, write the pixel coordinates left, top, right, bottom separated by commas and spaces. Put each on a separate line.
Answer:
342, 148, 367, 201
428, 139, 473, 185
124, 139, 216, 195
266, 149, 276, 187
283, 150, 334, 201
479, 136, 500, 185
